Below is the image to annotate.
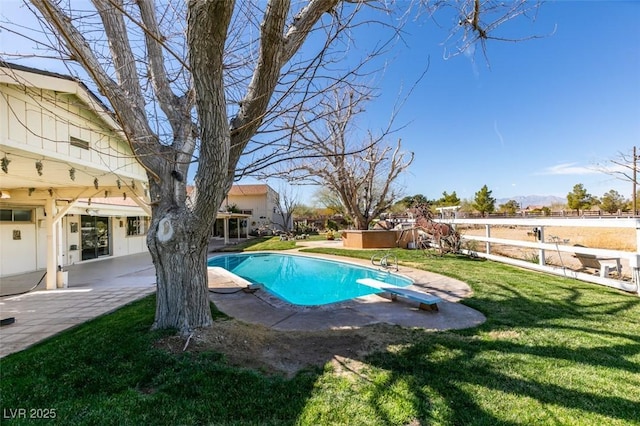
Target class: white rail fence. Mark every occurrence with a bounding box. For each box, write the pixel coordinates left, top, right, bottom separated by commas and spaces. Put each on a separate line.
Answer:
435, 217, 640, 295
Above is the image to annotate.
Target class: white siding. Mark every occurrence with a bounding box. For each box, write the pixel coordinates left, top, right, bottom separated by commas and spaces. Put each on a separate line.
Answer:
1, 84, 146, 181
7, 93, 26, 143
111, 217, 146, 257
1, 72, 150, 277
0, 222, 37, 276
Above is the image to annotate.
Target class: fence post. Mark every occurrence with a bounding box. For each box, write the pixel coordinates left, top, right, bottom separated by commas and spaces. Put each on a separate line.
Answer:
485, 224, 491, 254
538, 226, 546, 266
634, 220, 640, 295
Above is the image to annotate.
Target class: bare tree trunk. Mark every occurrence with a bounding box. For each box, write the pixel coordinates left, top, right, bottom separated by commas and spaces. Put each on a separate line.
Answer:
149, 236, 211, 332
352, 212, 368, 230
147, 204, 212, 333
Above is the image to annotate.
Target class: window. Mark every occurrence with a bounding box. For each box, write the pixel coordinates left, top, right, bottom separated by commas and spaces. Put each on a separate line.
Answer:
126, 216, 149, 236
13, 210, 32, 221
0, 209, 33, 222
70, 136, 89, 150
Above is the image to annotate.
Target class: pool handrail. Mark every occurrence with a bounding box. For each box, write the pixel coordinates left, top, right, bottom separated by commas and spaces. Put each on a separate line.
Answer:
371, 251, 399, 271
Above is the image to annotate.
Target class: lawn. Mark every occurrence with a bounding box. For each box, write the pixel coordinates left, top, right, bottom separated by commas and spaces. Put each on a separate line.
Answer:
1, 245, 639, 425
213, 234, 327, 252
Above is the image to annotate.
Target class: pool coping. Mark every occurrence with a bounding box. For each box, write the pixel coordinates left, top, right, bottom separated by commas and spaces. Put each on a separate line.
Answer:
207, 251, 486, 332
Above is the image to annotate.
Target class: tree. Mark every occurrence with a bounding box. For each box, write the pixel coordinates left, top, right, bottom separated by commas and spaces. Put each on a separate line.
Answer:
12, 0, 543, 333
313, 187, 346, 216
21, 0, 378, 333
457, 199, 476, 215
272, 88, 414, 230
292, 204, 318, 234
397, 194, 430, 209
473, 185, 496, 217
631, 190, 640, 213
437, 191, 461, 207
293, 204, 316, 219
597, 148, 640, 213
598, 148, 637, 208
550, 201, 568, 212
498, 199, 519, 215
271, 187, 299, 232
600, 189, 626, 214
566, 184, 595, 215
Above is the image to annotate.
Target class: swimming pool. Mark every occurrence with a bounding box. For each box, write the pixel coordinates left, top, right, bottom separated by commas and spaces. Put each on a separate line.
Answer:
207, 253, 412, 306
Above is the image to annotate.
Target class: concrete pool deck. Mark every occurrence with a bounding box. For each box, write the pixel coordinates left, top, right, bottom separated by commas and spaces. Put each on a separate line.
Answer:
0, 253, 157, 358
0, 240, 485, 358
207, 246, 486, 332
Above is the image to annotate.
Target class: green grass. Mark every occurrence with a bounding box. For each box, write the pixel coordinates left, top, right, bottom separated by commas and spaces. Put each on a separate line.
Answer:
214, 235, 327, 252
214, 236, 297, 252
2, 248, 640, 425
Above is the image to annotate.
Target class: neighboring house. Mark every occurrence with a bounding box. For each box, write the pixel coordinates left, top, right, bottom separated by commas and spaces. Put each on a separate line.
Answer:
214, 184, 290, 236
0, 63, 150, 288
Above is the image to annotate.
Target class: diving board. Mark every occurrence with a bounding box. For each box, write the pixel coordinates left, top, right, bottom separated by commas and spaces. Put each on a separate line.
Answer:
356, 278, 441, 311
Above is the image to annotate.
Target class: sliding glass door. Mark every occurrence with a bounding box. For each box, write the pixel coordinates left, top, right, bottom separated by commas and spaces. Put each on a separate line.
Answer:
81, 215, 110, 260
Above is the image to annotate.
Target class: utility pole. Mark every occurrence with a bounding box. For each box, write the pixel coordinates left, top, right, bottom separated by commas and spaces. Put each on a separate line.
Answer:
634, 146, 638, 216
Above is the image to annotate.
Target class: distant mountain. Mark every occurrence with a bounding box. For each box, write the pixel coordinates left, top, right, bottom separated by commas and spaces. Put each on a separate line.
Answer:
496, 195, 565, 208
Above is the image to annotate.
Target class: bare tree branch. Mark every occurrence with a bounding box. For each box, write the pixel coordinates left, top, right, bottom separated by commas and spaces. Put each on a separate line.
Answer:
30, 0, 163, 177
267, 87, 413, 229
596, 149, 637, 185
2, 0, 545, 332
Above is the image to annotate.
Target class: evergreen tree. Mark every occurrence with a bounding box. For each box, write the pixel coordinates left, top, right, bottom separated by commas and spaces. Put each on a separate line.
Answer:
600, 189, 626, 214
499, 199, 520, 215
473, 185, 496, 217
566, 184, 595, 215
438, 191, 461, 207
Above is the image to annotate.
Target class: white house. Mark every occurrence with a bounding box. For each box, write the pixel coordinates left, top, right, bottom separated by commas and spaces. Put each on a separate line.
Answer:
0, 63, 150, 288
215, 184, 291, 237
0, 63, 299, 288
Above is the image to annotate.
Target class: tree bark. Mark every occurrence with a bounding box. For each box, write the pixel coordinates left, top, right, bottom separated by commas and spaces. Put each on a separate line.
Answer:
147, 205, 212, 333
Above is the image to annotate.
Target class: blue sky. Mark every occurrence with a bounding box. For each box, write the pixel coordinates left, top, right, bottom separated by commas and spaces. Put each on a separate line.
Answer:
244, 1, 640, 205
2, 1, 639, 206
359, 1, 640, 203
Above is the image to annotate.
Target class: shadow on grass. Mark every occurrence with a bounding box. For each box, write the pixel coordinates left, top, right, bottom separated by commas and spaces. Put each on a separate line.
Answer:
364, 330, 639, 425
297, 267, 640, 424
0, 296, 318, 425
383, 269, 639, 424
2, 258, 639, 425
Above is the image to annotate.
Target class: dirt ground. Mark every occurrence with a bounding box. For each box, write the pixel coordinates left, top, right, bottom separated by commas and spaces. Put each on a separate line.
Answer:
459, 225, 635, 251
459, 225, 634, 278
156, 320, 416, 378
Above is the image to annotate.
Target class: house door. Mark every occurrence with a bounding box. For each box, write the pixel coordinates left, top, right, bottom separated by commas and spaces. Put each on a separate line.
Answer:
81, 215, 110, 260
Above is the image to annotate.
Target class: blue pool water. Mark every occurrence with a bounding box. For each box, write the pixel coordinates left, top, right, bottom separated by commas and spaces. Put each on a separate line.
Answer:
207, 253, 412, 306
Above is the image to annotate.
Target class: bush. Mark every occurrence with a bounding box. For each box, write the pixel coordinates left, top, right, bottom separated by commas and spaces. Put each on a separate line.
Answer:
325, 219, 338, 231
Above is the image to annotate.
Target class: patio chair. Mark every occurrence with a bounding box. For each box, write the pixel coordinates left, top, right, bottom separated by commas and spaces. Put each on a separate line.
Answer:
573, 244, 622, 278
